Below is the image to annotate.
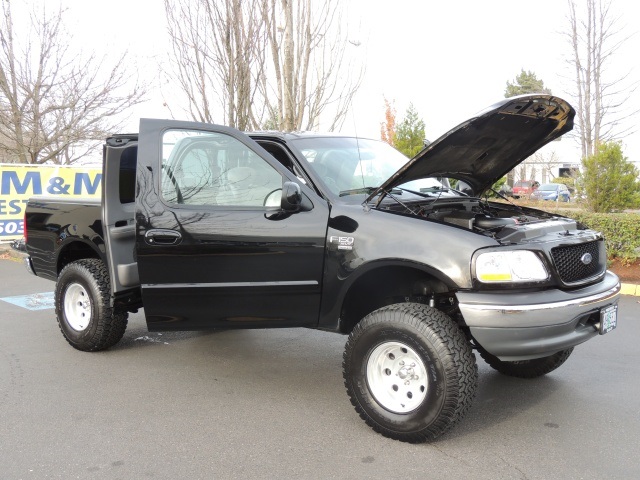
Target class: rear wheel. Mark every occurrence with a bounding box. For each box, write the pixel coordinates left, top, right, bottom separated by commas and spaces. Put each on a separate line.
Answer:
478, 347, 573, 378
343, 303, 478, 443
55, 259, 128, 351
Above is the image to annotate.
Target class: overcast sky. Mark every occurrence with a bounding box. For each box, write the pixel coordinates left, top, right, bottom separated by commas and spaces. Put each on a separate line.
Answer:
32, 0, 640, 165
347, 0, 640, 166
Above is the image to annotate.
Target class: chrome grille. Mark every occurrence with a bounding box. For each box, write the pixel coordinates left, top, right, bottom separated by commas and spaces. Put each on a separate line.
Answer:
550, 240, 604, 284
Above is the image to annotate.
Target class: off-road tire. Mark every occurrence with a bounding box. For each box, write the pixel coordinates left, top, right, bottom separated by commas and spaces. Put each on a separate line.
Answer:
343, 303, 478, 443
55, 259, 128, 351
478, 347, 573, 378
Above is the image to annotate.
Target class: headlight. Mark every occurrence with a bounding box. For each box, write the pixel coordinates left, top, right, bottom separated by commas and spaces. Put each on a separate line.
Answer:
476, 250, 548, 283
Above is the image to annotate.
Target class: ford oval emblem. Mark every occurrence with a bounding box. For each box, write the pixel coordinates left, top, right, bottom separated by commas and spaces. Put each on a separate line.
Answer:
580, 253, 593, 265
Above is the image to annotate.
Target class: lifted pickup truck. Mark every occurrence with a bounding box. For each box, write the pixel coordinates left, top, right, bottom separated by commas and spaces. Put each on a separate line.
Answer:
24, 95, 620, 442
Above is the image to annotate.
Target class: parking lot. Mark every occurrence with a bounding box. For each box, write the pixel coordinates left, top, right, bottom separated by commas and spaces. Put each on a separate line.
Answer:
1, 255, 639, 479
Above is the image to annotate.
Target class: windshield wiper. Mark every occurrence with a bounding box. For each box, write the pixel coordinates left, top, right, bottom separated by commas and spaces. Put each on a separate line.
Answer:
340, 186, 402, 197
339, 187, 377, 197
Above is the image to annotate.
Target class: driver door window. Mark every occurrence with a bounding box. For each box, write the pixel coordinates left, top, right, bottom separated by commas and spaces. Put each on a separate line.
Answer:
161, 129, 282, 207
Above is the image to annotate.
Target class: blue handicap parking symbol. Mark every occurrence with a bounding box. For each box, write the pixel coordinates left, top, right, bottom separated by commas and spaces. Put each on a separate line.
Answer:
0, 292, 55, 310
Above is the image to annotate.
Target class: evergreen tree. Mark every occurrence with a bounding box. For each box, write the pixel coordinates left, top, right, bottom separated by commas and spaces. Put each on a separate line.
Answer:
505, 69, 552, 98
395, 104, 425, 158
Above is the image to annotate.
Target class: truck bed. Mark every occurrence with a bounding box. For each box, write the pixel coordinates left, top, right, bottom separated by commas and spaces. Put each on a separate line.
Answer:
25, 198, 103, 282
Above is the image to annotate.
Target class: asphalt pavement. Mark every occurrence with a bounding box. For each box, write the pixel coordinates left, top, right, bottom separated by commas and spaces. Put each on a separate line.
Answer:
1, 256, 639, 480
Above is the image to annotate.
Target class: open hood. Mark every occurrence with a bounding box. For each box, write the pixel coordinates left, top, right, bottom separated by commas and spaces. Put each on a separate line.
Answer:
368, 94, 575, 202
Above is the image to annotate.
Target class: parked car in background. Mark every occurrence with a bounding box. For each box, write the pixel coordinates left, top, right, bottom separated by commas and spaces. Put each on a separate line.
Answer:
512, 180, 539, 198
531, 183, 571, 202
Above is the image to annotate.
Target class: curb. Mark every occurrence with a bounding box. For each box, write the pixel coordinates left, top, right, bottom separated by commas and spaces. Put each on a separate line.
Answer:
620, 283, 640, 297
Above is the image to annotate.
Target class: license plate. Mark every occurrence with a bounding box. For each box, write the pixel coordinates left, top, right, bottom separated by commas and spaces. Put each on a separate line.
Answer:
599, 305, 617, 334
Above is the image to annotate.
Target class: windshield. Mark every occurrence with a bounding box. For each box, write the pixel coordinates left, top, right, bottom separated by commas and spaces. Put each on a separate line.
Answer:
538, 184, 559, 191
290, 136, 446, 197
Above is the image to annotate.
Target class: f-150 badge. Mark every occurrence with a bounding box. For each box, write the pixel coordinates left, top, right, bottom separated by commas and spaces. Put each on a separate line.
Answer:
330, 236, 354, 250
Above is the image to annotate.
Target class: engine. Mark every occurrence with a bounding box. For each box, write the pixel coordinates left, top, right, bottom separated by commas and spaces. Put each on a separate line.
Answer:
379, 197, 579, 241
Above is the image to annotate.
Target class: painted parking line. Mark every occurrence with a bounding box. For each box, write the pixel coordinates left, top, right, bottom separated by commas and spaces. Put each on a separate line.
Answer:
0, 292, 54, 310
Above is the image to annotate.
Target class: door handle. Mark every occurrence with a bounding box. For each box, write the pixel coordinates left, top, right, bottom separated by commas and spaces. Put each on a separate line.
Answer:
145, 229, 182, 245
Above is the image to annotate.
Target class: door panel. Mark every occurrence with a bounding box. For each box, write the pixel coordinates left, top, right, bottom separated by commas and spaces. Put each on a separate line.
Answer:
135, 120, 329, 331
102, 138, 138, 294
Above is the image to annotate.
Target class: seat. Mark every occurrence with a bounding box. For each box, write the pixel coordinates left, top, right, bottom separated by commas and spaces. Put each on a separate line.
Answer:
218, 166, 256, 205
316, 150, 356, 193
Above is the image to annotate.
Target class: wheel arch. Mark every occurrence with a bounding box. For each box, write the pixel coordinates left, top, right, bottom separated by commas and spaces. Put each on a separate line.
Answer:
337, 261, 459, 334
56, 239, 103, 276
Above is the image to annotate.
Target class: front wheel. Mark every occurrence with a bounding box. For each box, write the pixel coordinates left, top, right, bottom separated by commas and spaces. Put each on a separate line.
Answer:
478, 347, 573, 378
55, 259, 128, 351
343, 303, 478, 443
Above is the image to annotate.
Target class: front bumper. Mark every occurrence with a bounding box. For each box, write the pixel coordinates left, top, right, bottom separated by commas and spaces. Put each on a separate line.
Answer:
456, 271, 620, 361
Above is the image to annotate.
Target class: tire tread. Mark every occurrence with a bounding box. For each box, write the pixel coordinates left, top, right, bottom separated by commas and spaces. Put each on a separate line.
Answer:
343, 303, 478, 442
55, 259, 128, 351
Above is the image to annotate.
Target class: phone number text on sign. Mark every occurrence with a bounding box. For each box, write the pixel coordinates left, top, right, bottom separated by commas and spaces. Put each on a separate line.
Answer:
0, 219, 24, 236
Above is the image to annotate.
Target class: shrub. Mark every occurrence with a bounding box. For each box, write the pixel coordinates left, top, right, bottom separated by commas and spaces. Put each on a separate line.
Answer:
557, 210, 640, 264
580, 142, 640, 213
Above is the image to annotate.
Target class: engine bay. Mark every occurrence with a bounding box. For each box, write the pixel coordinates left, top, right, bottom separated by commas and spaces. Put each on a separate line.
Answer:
378, 196, 581, 242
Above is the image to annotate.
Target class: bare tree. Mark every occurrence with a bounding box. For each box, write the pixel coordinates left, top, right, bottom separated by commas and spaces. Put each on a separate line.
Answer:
163, 0, 363, 132
260, 0, 363, 131
565, 0, 637, 159
0, 0, 145, 164
517, 151, 562, 183
164, 0, 266, 130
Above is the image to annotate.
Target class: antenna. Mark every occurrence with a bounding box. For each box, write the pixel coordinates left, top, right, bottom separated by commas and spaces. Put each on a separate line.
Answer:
350, 107, 366, 191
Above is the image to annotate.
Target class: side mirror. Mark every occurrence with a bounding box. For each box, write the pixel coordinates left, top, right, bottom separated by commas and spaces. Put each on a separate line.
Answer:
281, 181, 302, 212
263, 181, 305, 213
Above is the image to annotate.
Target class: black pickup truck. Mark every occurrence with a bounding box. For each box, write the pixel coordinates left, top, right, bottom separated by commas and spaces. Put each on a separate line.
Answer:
24, 95, 620, 442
